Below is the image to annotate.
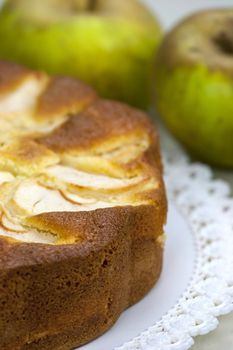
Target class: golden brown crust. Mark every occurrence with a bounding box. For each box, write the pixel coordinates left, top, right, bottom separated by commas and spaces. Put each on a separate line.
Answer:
0, 60, 45, 95
0, 61, 31, 94
38, 99, 154, 153
0, 139, 59, 175
35, 76, 97, 120
0, 61, 167, 350
0, 205, 165, 350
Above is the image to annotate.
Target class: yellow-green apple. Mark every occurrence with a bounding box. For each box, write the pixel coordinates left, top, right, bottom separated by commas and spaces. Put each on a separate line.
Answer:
0, 0, 162, 108
155, 9, 233, 168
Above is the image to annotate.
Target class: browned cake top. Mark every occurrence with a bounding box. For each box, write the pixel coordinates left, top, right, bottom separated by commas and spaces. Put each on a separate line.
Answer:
0, 61, 165, 251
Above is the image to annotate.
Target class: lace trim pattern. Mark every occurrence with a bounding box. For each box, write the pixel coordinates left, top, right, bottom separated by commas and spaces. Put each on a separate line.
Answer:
115, 134, 233, 350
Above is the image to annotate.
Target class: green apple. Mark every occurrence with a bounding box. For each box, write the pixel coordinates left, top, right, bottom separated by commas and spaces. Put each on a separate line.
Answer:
155, 9, 233, 168
0, 0, 162, 109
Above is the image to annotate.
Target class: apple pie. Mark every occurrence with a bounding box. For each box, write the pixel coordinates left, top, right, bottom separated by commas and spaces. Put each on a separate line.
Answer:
0, 61, 167, 350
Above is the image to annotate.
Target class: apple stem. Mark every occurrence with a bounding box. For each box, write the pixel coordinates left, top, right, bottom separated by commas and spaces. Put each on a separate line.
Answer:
88, 0, 97, 11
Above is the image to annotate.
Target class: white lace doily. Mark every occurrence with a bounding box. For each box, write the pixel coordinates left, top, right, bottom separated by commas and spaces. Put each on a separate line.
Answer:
115, 129, 233, 350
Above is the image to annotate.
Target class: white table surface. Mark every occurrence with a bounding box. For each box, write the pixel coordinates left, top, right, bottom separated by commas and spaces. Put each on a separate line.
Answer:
144, 0, 233, 348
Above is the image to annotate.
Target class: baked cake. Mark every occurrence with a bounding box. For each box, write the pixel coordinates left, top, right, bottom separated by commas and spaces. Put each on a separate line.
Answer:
0, 61, 167, 350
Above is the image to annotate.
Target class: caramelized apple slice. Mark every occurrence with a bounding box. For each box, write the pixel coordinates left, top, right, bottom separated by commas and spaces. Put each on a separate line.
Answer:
11, 180, 80, 215
1, 212, 26, 232
44, 165, 145, 191
60, 190, 96, 204
0, 227, 56, 244
0, 75, 47, 113
10, 180, 123, 216
0, 171, 14, 185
